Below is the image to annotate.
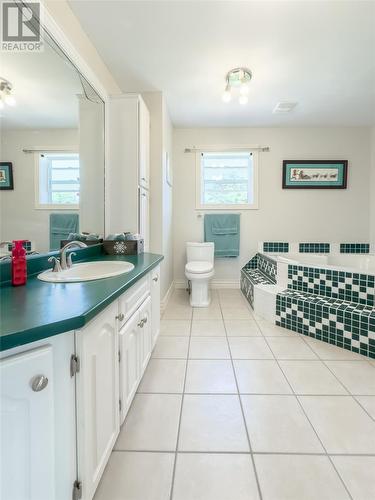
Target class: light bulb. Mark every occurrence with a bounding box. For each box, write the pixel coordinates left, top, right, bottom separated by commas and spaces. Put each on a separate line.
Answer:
222, 89, 231, 103
239, 83, 249, 96
239, 95, 248, 105
4, 94, 16, 106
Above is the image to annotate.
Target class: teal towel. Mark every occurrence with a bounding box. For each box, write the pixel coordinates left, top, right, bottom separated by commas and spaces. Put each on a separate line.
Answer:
204, 214, 240, 257
50, 213, 79, 251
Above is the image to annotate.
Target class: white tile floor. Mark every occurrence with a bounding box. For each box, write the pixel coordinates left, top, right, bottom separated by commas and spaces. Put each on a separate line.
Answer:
94, 288, 375, 500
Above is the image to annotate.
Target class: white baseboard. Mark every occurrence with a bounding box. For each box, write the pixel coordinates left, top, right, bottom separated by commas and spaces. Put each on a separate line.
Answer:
161, 281, 175, 313
174, 279, 240, 289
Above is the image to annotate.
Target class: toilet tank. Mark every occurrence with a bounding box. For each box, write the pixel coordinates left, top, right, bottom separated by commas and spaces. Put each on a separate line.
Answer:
186, 242, 214, 263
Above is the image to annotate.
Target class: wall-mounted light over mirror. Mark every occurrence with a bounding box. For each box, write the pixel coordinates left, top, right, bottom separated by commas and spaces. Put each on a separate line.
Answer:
0, 17, 105, 258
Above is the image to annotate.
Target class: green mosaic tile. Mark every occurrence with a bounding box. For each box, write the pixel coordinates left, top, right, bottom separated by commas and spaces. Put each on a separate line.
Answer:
340, 243, 370, 254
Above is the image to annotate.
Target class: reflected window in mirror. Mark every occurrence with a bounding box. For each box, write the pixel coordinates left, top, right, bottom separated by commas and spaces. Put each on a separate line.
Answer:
36, 152, 80, 209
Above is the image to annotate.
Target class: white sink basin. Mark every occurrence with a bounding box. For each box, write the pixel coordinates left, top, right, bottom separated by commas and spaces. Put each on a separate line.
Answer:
38, 261, 135, 283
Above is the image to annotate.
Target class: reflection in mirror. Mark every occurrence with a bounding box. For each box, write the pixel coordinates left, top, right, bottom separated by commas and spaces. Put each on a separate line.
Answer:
0, 26, 105, 257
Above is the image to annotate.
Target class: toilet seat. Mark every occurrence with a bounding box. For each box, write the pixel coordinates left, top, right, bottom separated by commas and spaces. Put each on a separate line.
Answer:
185, 261, 214, 274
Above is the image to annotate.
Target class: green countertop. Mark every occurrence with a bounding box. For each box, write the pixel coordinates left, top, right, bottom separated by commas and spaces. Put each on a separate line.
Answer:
0, 252, 163, 352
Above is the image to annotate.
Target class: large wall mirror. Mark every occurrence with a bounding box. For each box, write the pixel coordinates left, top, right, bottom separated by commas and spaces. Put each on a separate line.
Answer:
0, 23, 105, 257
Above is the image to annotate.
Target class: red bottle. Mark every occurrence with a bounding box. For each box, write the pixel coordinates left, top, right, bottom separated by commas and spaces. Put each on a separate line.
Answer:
11, 240, 27, 286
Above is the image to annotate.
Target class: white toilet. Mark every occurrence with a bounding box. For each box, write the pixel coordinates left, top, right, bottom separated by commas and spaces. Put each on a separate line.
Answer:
185, 242, 215, 307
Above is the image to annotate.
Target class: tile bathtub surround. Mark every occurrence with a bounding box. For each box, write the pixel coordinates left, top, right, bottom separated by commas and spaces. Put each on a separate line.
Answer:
240, 271, 255, 309
276, 290, 375, 359
299, 242, 331, 253
287, 264, 375, 306
95, 289, 375, 500
243, 252, 277, 283
241, 252, 277, 309
263, 242, 289, 253
257, 253, 277, 283
340, 243, 370, 254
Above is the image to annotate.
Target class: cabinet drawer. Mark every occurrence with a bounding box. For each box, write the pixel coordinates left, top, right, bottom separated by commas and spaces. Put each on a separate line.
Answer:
118, 275, 150, 327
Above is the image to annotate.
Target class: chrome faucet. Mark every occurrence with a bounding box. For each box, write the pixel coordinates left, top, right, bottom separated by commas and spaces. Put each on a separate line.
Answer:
59, 241, 88, 270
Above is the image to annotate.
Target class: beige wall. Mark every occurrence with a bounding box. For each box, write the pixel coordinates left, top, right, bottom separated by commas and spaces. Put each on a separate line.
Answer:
173, 127, 372, 283
371, 127, 375, 246
42, 0, 121, 96
0, 129, 79, 253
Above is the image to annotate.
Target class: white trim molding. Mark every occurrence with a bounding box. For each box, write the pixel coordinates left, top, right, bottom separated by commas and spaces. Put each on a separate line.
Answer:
161, 280, 175, 313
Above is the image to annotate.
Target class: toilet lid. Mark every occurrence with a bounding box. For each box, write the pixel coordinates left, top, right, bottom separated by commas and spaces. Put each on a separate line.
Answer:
185, 261, 214, 274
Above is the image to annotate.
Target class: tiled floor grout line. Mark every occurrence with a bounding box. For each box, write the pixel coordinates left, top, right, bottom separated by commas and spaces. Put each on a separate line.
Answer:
168, 309, 193, 500
256, 320, 355, 500
352, 395, 375, 423
292, 333, 375, 423
137, 390, 375, 397
112, 449, 375, 457
219, 295, 264, 500
319, 360, 375, 424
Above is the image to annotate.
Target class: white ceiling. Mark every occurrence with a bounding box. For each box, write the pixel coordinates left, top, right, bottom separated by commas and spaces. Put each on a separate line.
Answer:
0, 38, 81, 129
69, 0, 375, 127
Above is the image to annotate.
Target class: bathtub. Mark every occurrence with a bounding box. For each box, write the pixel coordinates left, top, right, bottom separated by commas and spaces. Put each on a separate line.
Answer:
269, 253, 375, 274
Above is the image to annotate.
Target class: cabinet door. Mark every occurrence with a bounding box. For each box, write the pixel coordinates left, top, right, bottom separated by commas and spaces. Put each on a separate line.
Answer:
1, 346, 55, 500
151, 265, 161, 348
119, 311, 140, 423
138, 295, 152, 376
138, 97, 150, 189
76, 302, 119, 500
139, 188, 150, 252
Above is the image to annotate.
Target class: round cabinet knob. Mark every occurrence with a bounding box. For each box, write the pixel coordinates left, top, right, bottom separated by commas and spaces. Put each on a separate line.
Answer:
152, 276, 159, 282
116, 313, 125, 321
30, 375, 48, 392
137, 320, 144, 328
143, 317, 148, 324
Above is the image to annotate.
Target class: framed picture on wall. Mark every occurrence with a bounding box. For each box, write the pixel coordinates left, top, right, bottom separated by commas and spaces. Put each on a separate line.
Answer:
282, 160, 348, 189
0, 162, 14, 190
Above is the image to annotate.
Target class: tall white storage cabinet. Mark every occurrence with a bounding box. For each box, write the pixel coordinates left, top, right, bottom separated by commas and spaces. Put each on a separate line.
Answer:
108, 94, 150, 250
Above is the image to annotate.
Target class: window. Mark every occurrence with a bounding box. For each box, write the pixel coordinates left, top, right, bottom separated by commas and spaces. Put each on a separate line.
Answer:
196, 151, 258, 209
35, 153, 80, 209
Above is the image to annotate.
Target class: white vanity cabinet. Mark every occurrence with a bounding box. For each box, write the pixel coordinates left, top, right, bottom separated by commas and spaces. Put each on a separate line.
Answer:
75, 265, 160, 499
138, 295, 152, 376
151, 266, 161, 347
75, 302, 120, 500
119, 310, 140, 422
1, 264, 161, 500
1, 346, 55, 500
0, 332, 76, 500
117, 271, 155, 423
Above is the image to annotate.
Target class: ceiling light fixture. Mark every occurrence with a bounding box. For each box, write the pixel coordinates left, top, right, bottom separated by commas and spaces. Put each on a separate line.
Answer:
222, 67, 252, 105
0, 78, 16, 108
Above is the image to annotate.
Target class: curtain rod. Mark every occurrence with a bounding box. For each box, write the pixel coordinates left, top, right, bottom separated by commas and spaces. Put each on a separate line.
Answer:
184, 145, 270, 153
22, 146, 78, 154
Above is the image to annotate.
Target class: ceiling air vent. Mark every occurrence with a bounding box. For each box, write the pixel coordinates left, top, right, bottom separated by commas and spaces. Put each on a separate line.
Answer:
273, 101, 298, 114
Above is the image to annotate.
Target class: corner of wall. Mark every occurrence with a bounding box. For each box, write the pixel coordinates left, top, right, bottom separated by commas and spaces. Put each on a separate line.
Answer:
41, 0, 121, 95
370, 127, 375, 245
